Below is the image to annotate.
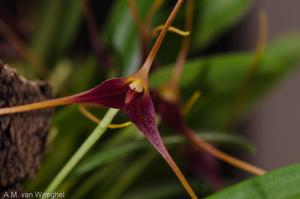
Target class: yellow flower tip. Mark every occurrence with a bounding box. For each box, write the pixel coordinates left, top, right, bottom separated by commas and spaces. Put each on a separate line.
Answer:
152, 25, 190, 37
165, 156, 198, 199
108, 121, 132, 129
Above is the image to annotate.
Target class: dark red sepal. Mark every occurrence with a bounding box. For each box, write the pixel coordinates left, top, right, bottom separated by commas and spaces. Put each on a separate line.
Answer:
123, 89, 197, 198
124, 90, 169, 158
73, 78, 129, 109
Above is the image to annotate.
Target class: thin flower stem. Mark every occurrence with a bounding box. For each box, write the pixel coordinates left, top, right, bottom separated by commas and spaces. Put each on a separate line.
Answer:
43, 108, 119, 195
139, 0, 185, 78
79, 105, 131, 128
184, 127, 266, 176
0, 20, 49, 77
128, 0, 145, 36
228, 11, 268, 129
169, 0, 194, 89
182, 90, 201, 115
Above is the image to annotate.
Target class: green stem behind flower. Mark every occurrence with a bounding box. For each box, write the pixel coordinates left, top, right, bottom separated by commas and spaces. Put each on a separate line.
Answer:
43, 108, 119, 195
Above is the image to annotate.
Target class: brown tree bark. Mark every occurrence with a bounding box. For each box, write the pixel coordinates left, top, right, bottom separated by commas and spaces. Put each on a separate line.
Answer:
0, 64, 52, 197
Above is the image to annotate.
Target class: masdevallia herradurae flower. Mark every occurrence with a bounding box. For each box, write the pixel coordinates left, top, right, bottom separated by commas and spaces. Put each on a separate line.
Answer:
0, 0, 198, 198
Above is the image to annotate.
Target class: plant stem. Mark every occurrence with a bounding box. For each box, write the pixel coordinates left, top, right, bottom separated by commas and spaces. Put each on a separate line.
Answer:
43, 108, 119, 195
184, 127, 266, 176
169, 0, 194, 89
138, 0, 185, 78
228, 11, 268, 130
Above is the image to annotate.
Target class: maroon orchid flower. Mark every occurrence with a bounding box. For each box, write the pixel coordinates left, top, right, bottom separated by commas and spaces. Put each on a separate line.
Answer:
151, 0, 266, 181
0, 0, 198, 198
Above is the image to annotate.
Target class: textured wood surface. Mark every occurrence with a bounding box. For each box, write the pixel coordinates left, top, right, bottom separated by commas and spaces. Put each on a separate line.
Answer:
0, 64, 52, 195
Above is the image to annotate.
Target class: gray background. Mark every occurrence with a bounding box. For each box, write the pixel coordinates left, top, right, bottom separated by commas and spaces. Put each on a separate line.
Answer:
241, 0, 300, 170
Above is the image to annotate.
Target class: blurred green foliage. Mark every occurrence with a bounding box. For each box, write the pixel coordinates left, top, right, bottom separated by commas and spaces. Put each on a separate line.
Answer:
2, 0, 300, 198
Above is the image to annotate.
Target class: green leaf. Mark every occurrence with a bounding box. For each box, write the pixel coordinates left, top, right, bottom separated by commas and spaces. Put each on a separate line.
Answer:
206, 163, 300, 199
193, 0, 253, 49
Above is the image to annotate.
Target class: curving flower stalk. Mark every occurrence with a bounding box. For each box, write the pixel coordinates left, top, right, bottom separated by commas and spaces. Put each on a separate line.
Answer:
0, 0, 198, 198
228, 11, 268, 129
